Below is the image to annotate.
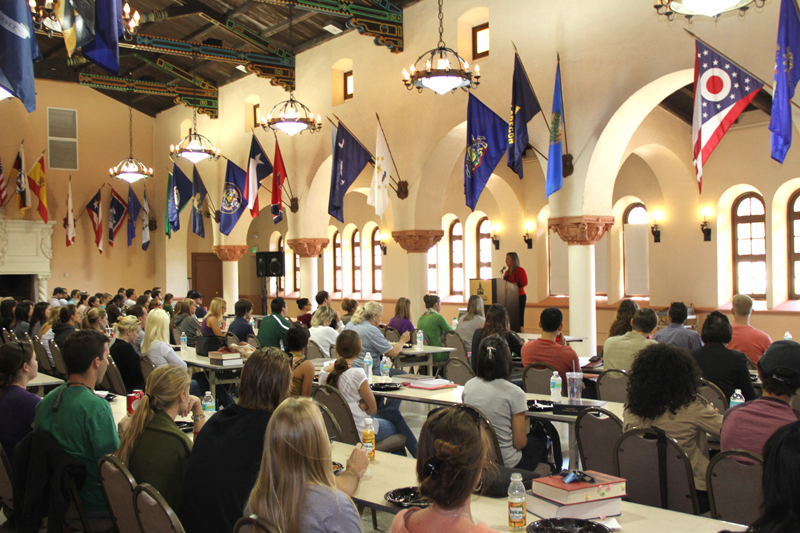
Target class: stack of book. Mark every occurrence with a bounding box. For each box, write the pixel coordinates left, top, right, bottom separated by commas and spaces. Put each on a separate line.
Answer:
526, 471, 626, 520
208, 351, 243, 366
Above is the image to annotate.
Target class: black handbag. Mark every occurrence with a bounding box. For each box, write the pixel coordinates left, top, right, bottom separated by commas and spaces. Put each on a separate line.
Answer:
195, 335, 224, 356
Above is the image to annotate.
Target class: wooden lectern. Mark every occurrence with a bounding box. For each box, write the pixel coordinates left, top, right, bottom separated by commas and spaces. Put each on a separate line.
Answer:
469, 278, 520, 332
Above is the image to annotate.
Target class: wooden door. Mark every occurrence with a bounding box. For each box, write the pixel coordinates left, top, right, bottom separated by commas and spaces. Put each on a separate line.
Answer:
191, 253, 223, 301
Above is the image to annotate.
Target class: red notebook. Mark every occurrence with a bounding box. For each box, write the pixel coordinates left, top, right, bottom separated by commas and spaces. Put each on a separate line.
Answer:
531, 471, 626, 505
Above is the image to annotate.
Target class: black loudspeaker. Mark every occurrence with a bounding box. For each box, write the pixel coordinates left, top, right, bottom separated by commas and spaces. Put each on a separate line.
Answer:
256, 251, 285, 277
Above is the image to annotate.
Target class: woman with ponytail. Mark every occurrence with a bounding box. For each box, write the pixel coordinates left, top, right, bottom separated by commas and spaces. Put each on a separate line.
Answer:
81, 307, 108, 333
109, 316, 145, 392
390, 405, 493, 533
117, 364, 204, 509
0, 342, 39, 462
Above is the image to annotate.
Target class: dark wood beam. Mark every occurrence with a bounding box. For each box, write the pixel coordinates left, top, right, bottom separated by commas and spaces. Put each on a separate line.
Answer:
260, 10, 315, 37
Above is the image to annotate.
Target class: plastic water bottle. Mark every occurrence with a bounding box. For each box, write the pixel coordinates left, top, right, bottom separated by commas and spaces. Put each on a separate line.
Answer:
550, 371, 562, 402
249, 318, 255, 329
785, 331, 793, 341
416, 330, 424, 350
730, 389, 745, 408
452, 317, 458, 329
362, 418, 376, 461
180, 332, 188, 352
363, 352, 373, 376
508, 472, 527, 531
380, 356, 390, 379
201, 391, 215, 418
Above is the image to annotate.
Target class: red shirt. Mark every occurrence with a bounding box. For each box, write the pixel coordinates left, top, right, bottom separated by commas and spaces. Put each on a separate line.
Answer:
727, 324, 772, 365
503, 267, 528, 296
521, 338, 580, 384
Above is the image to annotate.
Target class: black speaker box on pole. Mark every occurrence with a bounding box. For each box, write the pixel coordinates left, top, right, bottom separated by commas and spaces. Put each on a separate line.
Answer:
256, 251, 284, 277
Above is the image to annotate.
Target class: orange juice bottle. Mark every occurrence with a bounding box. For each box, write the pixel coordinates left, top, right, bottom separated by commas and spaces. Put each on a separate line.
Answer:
362, 417, 376, 461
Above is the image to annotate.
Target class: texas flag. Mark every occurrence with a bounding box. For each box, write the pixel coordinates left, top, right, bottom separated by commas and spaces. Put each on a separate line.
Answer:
245, 134, 272, 218
692, 40, 762, 192
86, 189, 103, 253
108, 188, 128, 247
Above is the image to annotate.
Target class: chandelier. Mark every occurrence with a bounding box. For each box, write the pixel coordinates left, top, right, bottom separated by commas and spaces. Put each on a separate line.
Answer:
28, 1, 140, 38
654, 0, 765, 20
122, 3, 141, 40
259, 93, 322, 136
170, 56, 222, 163
110, 106, 153, 183
402, 0, 480, 95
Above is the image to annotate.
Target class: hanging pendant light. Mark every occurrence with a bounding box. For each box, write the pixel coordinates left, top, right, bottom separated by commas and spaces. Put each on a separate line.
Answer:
654, 0, 764, 20
402, 0, 480, 95
110, 105, 153, 183
170, 58, 222, 163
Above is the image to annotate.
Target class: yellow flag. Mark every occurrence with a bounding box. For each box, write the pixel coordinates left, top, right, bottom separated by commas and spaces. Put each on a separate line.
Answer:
27, 154, 47, 222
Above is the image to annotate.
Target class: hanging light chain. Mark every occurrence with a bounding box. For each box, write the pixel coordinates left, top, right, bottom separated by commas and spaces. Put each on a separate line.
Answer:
128, 106, 133, 157
437, 0, 444, 48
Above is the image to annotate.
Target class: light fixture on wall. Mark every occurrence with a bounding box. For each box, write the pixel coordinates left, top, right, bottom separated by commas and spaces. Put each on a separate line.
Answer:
523, 221, 535, 249
401, 0, 480, 95
170, 57, 222, 164
110, 97, 152, 183
380, 232, 389, 255
700, 206, 714, 241
651, 210, 664, 243
491, 223, 501, 250
654, 0, 764, 21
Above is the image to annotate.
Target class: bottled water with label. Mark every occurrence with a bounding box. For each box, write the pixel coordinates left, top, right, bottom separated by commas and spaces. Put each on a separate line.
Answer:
730, 389, 745, 408
363, 352, 373, 376
380, 356, 390, 378
201, 391, 216, 419
180, 332, 188, 352
416, 330, 424, 350
550, 371, 562, 402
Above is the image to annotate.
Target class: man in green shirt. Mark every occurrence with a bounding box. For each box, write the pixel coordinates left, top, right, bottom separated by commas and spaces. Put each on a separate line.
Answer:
417, 294, 454, 362
34, 329, 120, 517
256, 297, 291, 350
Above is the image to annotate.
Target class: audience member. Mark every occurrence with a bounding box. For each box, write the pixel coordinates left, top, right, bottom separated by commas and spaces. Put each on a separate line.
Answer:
608, 299, 639, 338
172, 298, 201, 347
245, 398, 363, 533
390, 405, 493, 533
126, 305, 148, 354
602, 308, 658, 371
314, 291, 340, 330
117, 365, 203, 510
76, 292, 89, 318
417, 294, 453, 351
125, 288, 137, 308
144, 309, 188, 370
340, 298, 358, 325
0, 298, 16, 331
135, 295, 149, 308
256, 297, 291, 350
11, 300, 33, 339
728, 294, 773, 365
286, 325, 315, 397
100, 293, 113, 308
87, 296, 99, 310
623, 343, 721, 511
34, 330, 119, 517
296, 298, 313, 327
68, 289, 80, 304
53, 304, 81, 349
470, 304, 522, 372
344, 302, 410, 375
106, 294, 124, 325
521, 307, 580, 387
81, 307, 108, 333
309, 305, 339, 357
199, 297, 226, 346
48, 287, 68, 308
188, 290, 207, 319
40, 306, 60, 365
653, 301, 703, 350
388, 297, 415, 335
721, 340, 800, 457
691, 311, 756, 402
163, 293, 174, 317
109, 316, 145, 392
0, 342, 39, 463
29, 301, 50, 338
147, 298, 163, 312
455, 295, 485, 352
228, 299, 255, 341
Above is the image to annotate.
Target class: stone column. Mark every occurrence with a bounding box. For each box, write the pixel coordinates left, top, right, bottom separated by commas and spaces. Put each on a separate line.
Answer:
37, 275, 50, 303
393, 230, 444, 320
288, 238, 329, 300
549, 216, 614, 357
213, 245, 248, 306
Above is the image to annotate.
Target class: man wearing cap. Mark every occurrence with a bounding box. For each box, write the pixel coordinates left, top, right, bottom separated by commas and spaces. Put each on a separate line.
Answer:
653, 302, 703, 351
728, 294, 772, 365
188, 290, 207, 319
48, 287, 68, 308
720, 340, 800, 458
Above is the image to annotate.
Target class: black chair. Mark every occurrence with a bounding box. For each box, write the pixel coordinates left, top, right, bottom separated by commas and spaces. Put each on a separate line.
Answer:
575, 407, 623, 476
706, 449, 764, 525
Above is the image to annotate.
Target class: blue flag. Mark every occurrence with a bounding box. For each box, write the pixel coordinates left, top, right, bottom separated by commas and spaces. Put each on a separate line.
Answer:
0, 0, 42, 112
127, 185, 141, 246
508, 52, 541, 179
108, 188, 127, 247
168, 163, 192, 232
464, 94, 507, 210
82, 0, 123, 74
328, 123, 372, 222
219, 160, 247, 236
770, 0, 800, 163
546, 62, 565, 197
191, 166, 207, 238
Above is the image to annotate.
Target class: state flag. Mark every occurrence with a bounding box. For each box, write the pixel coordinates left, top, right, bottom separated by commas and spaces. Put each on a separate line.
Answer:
507, 52, 541, 179
769, 0, 800, 163
27, 153, 47, 222
86, 189, 103, 253
66, 177, 75, 247
272, 139, 287, 224
328, 122, 372, 222
142, 188, 150, 250
246, 134, 272, 218
546, 62, 565, 198
127, 185, 140, 246
464, 94, 507, 210
191, 167, 207, 238
0, 0, 41, 112
11, 144, 30, 214
219, 160, 247, 236
368, 123, 391, 219
168, 163, 192, 232
108, 188, 127, 247
82, 0, 123, 74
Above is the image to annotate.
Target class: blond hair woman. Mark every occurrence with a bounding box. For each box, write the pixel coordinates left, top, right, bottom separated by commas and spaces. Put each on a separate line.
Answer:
201, 297, 226, 338
109, 316, 145, 391
455, 295, 486, 352
344, 302, 409, 374
118, 365, 204, 510
143, 309, 187, 370
246, 397, 361, 533
81, 307, 108, 332
309, 305, 339, 357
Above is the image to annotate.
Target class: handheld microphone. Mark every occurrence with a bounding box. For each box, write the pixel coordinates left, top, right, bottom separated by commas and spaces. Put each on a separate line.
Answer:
500, 266, 506, 275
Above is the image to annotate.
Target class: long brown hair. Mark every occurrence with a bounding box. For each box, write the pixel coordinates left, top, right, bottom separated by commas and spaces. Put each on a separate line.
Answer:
393, 298, 411, 320
326, 330, 362, 390
609, 299, 639, 338
481, 304, 509, 338
238, 347, 292, 411
81, 307, 107, 331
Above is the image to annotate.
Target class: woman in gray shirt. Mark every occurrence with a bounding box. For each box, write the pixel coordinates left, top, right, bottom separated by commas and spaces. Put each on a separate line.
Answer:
455, 295, 485, 352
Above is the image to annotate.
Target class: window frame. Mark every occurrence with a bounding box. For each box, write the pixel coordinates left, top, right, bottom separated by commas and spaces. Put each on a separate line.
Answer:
449, 219, 464, 296
622, 203, 649, 297
371, 227, 382, 294
293, 251, 300, 293
352, 230, 361, 294
789, 190, 800, 300
277, 236, 284, 296
428, 244, 438, 295
471, 22, 489, 60
333, 231, 342, 293
343, 70, 354, 100
476, 216, 492, 280
733, 192, 767, 300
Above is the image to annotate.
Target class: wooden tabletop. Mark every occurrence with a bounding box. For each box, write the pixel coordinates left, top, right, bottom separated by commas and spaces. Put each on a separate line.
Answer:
180, 347, 245, 370
28, 373, 65, 388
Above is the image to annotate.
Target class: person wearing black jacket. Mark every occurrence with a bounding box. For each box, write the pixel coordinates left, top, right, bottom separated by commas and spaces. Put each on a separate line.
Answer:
471, 304, 522, 372
52, 305, 80, 350
109, 316, 145, 392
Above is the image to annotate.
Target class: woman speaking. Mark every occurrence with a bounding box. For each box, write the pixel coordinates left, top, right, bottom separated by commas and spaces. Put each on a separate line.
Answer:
502, 252, 528, 329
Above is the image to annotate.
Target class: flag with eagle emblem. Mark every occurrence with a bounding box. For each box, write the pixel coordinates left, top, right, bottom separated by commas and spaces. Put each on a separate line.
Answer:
464, 94, 507, 210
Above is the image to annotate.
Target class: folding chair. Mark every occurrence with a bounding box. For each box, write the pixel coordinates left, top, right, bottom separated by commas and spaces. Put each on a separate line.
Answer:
522, 362, 557, 395
98, 454, 141, 533
575, 407, 623, 476
706, 449, 763, 524
596, 369, 629, 403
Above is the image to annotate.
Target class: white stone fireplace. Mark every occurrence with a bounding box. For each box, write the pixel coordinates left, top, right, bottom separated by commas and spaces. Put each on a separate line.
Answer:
0, 220, 56, 301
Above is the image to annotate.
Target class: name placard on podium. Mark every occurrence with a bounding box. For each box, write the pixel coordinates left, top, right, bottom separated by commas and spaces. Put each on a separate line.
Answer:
469, 278, 520, 332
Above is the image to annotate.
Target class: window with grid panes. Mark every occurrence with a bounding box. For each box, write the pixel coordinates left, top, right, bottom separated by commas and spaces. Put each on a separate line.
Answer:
352, 230, 361, 294
333, 232, 342, 293
371, 228, 382, 293
789, 191, 800, 299
733, 193, 767, 299
449, 220, 464, 296
293, 252, 300, 293
277, 237, 284, 295
428, 244, 438, 294
477, 217, 492, 279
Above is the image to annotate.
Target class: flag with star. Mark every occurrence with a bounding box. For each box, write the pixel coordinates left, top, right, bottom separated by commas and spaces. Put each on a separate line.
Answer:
108, 188, 127, 247
368, 123, 391, 219
246, 134, 272, 218
692, 40, 762, 192
769, 0, 800, 163
86, 188, 103, 253
328, 121, 372, 223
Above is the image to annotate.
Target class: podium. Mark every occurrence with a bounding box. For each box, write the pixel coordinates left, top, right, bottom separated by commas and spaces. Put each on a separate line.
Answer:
469, 278, 520, 332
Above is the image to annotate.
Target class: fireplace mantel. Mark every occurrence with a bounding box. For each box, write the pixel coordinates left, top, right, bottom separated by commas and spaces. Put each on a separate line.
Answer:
0, 220, 56, 301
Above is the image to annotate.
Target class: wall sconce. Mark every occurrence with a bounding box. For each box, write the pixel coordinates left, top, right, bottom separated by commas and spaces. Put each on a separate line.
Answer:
380, 232, 389, 255
491, 223, 501, 250
523, 221, 535, 249
700, 206, 714, 241
650, 210, 663, 243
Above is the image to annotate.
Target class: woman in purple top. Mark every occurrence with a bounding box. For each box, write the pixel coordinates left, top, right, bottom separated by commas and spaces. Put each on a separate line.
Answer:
0, 341, 40, 463
388, 298, 414, 335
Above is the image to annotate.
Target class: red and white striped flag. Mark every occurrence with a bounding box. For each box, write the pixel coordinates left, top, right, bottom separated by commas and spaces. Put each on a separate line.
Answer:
0, 156, 8, 207
66, 177, 76, 246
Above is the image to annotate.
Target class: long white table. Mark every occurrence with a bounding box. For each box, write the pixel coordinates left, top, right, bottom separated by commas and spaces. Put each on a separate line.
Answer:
27, 373, 65, 395
330, 442, 745, 533
178, 346, 243, 405
397, 345, 455, 375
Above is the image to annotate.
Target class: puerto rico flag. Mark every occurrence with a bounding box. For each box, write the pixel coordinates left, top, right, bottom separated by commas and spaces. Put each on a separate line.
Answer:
86, 189, 103, 253
108, 188, 128, 247
692, 40, 762, 192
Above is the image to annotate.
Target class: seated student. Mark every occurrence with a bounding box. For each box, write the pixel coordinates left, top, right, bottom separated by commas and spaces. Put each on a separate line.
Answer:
34, 330, 120, 518
728, 293, 773, 366
199, 297, 226, 342
53, 304, 81, 349
172, 299, 202, 347
106, 294, 124, 325
417, 294, 453, 350
81, 307, 108, 333
0, 342, 40, 463
286, 325, 315, 397
228, 299, 255, 341
521, 307, 580, 387
75, 292, 89, 318
246, 398, 363, 533
608, 299, 639, 339
455, 295, 485, 352
653, 301, 703, 351
296, 298, 313, 327
623, 343, 721, 512
320, 330, 418, 457
109, 316, 146, 392
40, 306, 61, 366
0, 298, 15, 332
309, 305, 339, 357
125, 288, 137, 309
30, 301, 50, 339
314, 291, 342, 330
340, 298, 358, 325
47, 287, 68, 308
390, 406, 494, 533
117, 365, 204, 510
721, 340, 800, 458
256, 297, 291, 350
602, 308, 658, 371
388, 297, 415, 336
470, 305, 522, 372
463, 335, 546, 471
691, 311, 756, 402
10, 300, 33, 339
344, 302, 410, 376
144, 309, 188, 370
163, 293, 175, 317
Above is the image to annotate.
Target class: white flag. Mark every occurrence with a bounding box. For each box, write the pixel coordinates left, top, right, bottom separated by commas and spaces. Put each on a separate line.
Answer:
142, 188, 151, 251
368, 124, 391, 218
65, 177, 75, 246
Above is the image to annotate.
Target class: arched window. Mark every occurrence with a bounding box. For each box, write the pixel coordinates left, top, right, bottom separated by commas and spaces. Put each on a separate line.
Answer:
789, 191, 800, 299
733, 193, 767, 298
449, 220, 464, 296
371, 228, 382, 294
352, 230, 361, 294
333, 231, 342, 293
428, 244, 438, 294
277, 236, 284, 296
293, 252, 300, 293
477, 217, 492, 280
623, 203, 650, 296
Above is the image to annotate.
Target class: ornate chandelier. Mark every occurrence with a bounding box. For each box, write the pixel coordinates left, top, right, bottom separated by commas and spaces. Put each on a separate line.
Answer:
402, 0, 480, 95
654, 0, 765, 20
28, 0, 140, 38
169, 109, 222, 164
259, 93, 322, 136
110, 106, 153, 183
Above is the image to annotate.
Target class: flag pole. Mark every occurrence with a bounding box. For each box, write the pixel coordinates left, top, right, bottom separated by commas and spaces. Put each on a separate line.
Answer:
529, 144, 548, 161
332, 113, 377, 167
375, 113, 402, 187
512, 42, 550, 134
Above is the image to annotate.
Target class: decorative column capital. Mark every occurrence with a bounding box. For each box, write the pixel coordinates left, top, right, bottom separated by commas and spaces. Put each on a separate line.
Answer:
212, 245, 248, 262
549, 216, 615, 245
287, 238, 329, 258
392, 230, 444, 253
